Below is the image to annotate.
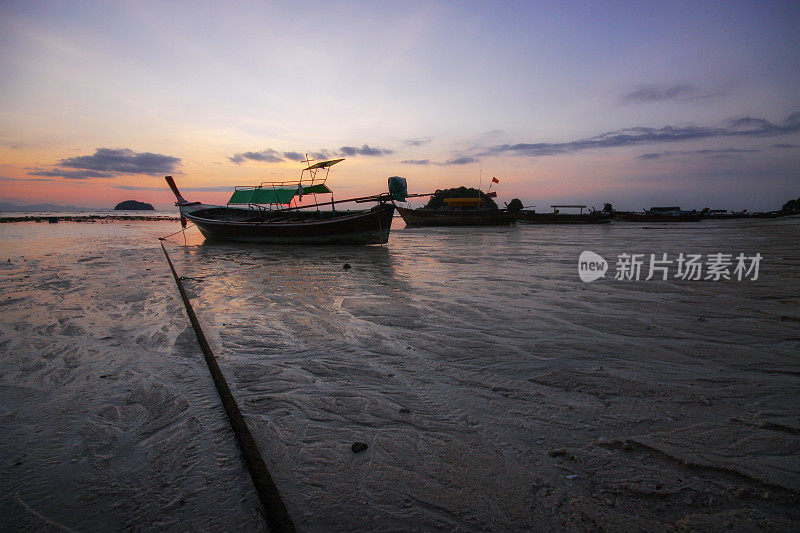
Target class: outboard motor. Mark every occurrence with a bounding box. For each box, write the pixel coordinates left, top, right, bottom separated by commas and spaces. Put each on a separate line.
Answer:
388, 176, 408, 201
506, 198, 523, 212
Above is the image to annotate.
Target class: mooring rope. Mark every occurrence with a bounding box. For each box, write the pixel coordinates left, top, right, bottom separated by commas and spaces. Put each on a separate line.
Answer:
159, 240, 296, 532
160, 223, 194, 243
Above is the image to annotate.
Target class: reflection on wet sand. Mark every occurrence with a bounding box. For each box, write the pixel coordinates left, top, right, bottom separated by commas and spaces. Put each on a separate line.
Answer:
180, 218, 800, 530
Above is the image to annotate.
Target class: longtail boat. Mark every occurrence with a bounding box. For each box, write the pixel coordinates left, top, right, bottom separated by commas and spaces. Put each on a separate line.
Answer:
517, 205, 612, 224
703, 209, 750, 219
396, 190, 517, 227
165, 158, 400, 245
396, 205, 517, 227
614, 206, 703, 222
749, 211, 788, 219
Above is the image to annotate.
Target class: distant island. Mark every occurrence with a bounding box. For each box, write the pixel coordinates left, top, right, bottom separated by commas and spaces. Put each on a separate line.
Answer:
114, 200, 154, 211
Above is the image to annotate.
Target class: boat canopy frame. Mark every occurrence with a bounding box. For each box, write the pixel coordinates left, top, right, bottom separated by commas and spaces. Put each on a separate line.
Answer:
227, 156, 343, 210
551, 204, 588, 213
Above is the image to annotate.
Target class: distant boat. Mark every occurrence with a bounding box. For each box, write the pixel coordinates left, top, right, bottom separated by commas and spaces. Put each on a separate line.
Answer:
517, 205, 612, 224
614, 206, 703, 222
703, 209, 751, 219
165, 158, 398, 245
749, 210, 788, 219
396, 195, 517, 227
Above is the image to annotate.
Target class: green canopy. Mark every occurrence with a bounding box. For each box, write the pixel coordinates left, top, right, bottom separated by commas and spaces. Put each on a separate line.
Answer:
299, 184, 332, 195
228, 184, 332, 205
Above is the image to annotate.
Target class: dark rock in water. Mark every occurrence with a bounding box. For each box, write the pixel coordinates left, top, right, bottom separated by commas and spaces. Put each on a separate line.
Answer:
343, 263, 351, 270
351, 442, 368, 453
114, 200, 154, 211
399, 407, 411, 414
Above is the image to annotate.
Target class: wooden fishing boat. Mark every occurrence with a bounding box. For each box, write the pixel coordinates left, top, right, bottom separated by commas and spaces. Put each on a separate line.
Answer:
396, 195, 517, 227
703, 209, 751, 219
396, 205, 517, 227
517, 205, 612, 224
749, 211, 787, 219
614, 206, 702, 222
165, 158, 399, 244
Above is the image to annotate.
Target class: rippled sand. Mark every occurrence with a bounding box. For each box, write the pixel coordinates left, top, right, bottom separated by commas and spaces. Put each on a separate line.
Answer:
1, 218, 799, 530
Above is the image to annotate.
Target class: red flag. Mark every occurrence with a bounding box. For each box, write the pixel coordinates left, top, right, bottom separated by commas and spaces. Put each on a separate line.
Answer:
491, 177, 499, 183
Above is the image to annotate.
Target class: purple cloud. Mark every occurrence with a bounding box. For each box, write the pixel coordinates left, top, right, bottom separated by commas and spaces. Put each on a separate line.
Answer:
337, 144, 393, 156
621, 84, 699, 104
58, 148, 180, 175
229, 149, 284, 164
27, 168, 119, 179
486, 112, 800, 157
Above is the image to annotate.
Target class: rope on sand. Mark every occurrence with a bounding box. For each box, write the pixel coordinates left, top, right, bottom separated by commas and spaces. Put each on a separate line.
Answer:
159, 240, 296, 532
11, 492, 77, 532
160, 223, 194, 243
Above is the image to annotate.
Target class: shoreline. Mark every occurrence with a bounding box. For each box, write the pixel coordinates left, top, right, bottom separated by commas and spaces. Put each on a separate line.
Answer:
0, 215, 180, 223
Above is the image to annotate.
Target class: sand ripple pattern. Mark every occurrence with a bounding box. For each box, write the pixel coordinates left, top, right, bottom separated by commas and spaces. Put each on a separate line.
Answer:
175, 219, 800, 530
0, 222, 264, 531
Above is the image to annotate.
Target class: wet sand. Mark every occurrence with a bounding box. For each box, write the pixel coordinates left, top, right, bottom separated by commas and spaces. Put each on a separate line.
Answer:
1, 218, 799, 531
0, 222, 264, 531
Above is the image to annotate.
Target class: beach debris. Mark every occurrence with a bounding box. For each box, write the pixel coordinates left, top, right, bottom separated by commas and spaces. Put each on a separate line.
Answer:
351, 442, 368, 453
565, 474, 579, 480
343, 263, 351, 270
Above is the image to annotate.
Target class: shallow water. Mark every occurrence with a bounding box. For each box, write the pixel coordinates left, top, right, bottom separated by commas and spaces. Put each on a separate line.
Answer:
1, 217, 799, 530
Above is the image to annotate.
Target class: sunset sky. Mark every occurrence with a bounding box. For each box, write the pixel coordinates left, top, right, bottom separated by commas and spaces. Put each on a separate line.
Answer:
1, 0, 799, 210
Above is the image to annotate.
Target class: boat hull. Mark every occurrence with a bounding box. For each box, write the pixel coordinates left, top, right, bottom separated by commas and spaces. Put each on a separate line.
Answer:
749, 212, 788, 219
613, 212, 703, 222
705, 213, 751, 219
396, 206, 517, 227
182, 203, 395, 244
517, 211, 612, 224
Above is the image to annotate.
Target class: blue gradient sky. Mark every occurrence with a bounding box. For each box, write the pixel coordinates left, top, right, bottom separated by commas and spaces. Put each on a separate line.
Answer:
1, 0, 798, 210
